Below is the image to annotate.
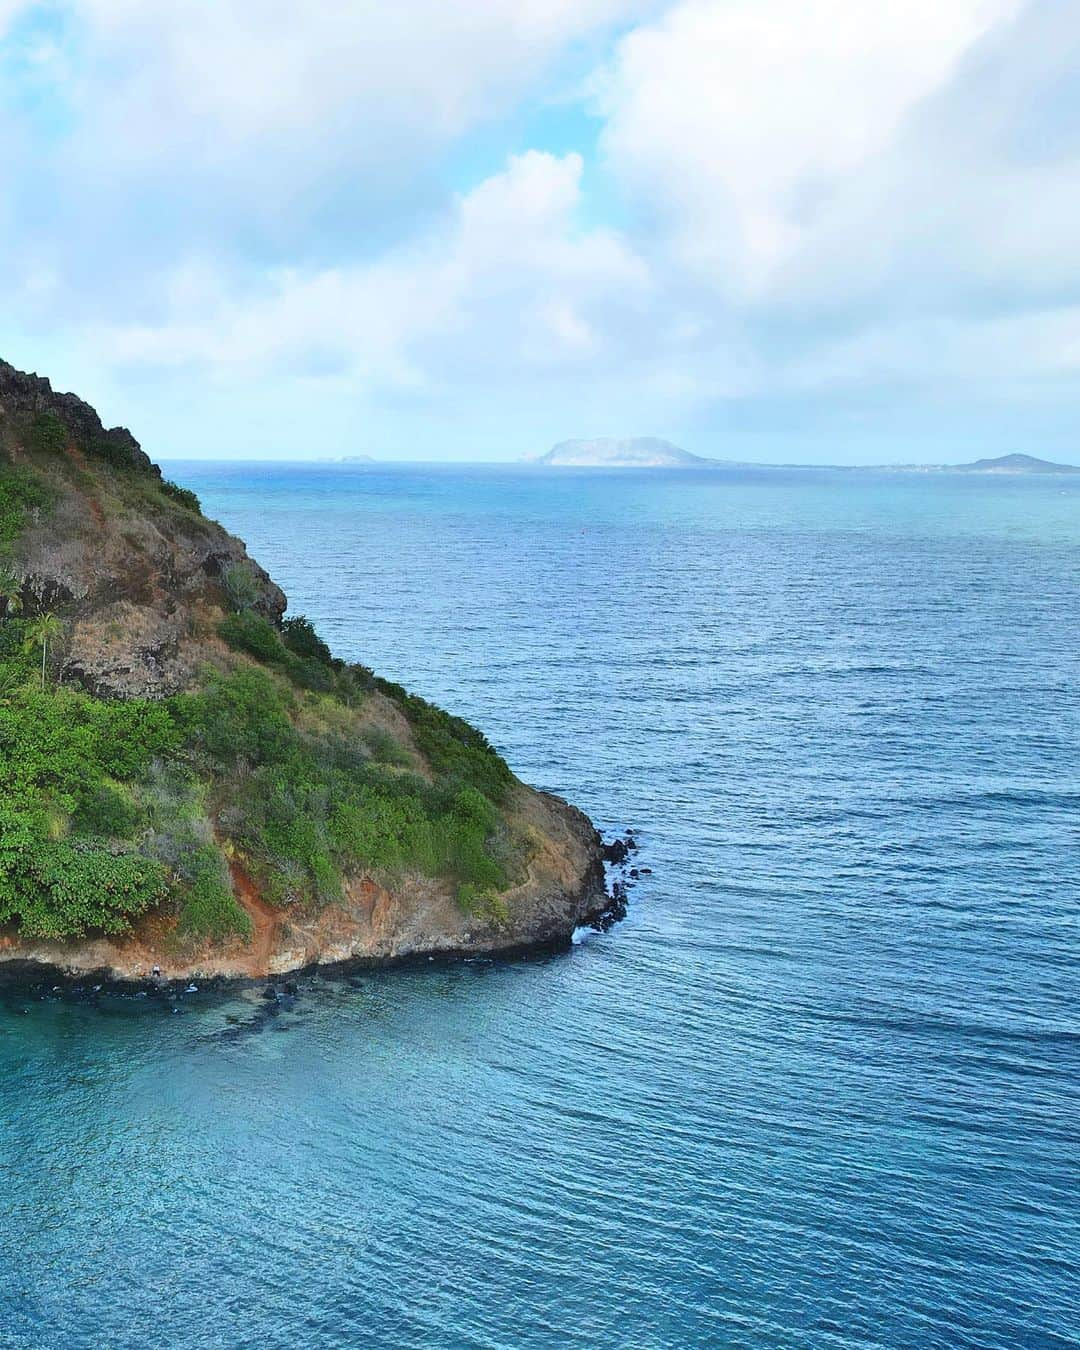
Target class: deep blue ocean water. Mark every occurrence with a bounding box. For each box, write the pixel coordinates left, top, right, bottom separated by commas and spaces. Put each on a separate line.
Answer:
1, 465, 1077, 1349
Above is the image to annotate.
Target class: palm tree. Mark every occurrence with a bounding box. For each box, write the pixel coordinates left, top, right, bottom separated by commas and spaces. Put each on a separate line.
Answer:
23, 613, 63, 690
0, 567, 23, 619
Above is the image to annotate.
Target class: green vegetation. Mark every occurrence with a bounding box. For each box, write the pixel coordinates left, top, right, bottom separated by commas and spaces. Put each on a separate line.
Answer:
161, 479, 202, 514
282, 615, 333, 665
0, 406, 517, 945
0, 466, 50, 555
0, 625, 177, 939
23, 613, 63, 690
174, 665, 513, 910
26, 412, 67, 456
222, 560, 261, 612
0, 599, 518, 943
0, 567, 22, 617
375, 679, 513, 802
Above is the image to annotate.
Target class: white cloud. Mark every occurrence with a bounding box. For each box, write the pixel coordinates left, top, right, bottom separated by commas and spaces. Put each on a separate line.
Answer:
64, 0, 647, 173
1, 0, 655, 317
596, 0, 1023, 293
92, 151, 651, 389
783, 306, 1080, 393
6, 0, 1080, 459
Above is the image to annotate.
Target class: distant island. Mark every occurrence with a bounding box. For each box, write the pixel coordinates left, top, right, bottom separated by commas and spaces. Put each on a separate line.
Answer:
532, 438, 715, 468
948, 453, 1079, 475
529, 442, 1079, 474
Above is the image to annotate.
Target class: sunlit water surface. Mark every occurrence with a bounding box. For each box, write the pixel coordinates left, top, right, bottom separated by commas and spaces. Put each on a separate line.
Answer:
1, 465, 1077, 1348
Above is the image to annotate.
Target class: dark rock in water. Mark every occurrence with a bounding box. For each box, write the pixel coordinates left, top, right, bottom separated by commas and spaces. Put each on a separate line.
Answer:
629, 868, 640, 879
602, 832, 640, 863
262, 985, 279, 1002
639, 867, 653, 875
283, 981, 299, 997
591, 880, 629, 932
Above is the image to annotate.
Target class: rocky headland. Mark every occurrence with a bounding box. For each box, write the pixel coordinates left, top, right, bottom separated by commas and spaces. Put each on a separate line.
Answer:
0, 360, 625, 984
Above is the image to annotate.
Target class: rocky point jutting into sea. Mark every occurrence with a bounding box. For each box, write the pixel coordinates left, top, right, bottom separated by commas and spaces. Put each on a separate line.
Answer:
0, 360, 623, 984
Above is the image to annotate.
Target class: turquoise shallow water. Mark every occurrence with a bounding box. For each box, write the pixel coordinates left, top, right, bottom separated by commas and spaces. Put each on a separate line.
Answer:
1, 465, 1078, 1348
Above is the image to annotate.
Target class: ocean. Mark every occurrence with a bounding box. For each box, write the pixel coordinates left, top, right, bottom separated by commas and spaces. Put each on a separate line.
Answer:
1, 464, 1077, 1348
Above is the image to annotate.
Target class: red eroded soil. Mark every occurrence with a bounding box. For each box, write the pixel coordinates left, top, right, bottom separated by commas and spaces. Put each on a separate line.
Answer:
228, 860, 281, 978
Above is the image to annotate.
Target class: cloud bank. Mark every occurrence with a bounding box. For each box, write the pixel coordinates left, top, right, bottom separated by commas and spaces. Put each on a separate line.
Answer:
2, 0, 1078, 461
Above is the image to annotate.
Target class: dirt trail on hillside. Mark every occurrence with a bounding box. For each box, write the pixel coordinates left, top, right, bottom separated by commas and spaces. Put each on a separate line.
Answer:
228, 860, 281, 978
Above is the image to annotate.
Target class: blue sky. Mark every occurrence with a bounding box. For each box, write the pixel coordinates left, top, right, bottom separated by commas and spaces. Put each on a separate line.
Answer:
2, 0, 1079, 464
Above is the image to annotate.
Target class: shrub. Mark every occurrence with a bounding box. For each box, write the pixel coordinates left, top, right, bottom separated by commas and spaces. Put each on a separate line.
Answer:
457, 884, 510, 928
72, 784, 141, 839
362, 726, 411, 766
161, 479, 202, 514
0, 831, 168, 940
0, 681, 180, 938
0, 604, 519, 940
222, 560, 260, 612
219, 610, 284, 663
282, 615, 333, 664
174, 846, 252, 942
173, 667, 512, 909
395, 689, 512, 801
0, 467, 50, 554
85, 435, 142, 470
27, 412, 67, 455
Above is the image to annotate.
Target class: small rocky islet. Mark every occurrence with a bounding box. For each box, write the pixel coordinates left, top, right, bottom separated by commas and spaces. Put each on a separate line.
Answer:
0, 359, 629, 986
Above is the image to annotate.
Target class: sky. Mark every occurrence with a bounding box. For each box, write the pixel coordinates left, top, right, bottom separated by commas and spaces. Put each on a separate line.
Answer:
2, 0, 1080, 464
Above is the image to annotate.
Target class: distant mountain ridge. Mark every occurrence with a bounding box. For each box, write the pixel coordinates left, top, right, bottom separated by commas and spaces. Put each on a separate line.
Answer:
533, 438, 713, 468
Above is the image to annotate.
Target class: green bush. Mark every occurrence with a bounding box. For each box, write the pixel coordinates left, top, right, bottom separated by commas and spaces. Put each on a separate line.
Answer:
72, 784, 141, 839
221, 609, 344, 694
0, 682, 179, 938
84, 435, 141, 470
282, 615, 333, 664
362, 726, 411, 766
175, 666, 294, 765
0, 818, 168, 940
178, 667, 511, 909
458, 884, 510, 928
27, 412, 67, 455
222, 561, 260, 612
392, 687, 512, 801
219, 611, 285, 663
0, 613, 518, 939
174, 846, 252, 942
161, 479, 202, 514
0, 467, 50, 553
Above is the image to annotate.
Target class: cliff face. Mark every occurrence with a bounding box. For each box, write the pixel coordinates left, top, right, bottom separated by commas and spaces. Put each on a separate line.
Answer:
0, 360, 285, 698
0, 361, 611, 982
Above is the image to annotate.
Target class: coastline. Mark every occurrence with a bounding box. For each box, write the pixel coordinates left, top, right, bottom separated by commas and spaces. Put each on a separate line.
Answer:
0, 799, 632, 991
